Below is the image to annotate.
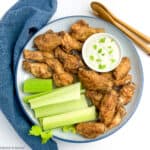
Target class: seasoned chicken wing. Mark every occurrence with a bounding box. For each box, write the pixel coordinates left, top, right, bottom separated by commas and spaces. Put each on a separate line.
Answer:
23, 49, 54, 62
71, 20, 105, 42
99, 90, 118, 126
113, 57, 131, 80
86, 90, 103, 108
118, 83, 136, 105
108, 104, 126, 129
76, 122, 105, 138
114, 74, 132, 86
78, 69, 113, 91
55, 47, 85, 73
23, 61, 52, 78
45, 58, 74, 86
59, 31, 82, 53
34, 30, 61, 52
100, 72, 114, 81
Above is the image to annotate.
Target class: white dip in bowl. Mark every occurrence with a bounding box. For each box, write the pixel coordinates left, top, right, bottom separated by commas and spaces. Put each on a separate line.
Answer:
82, 33, 122, 72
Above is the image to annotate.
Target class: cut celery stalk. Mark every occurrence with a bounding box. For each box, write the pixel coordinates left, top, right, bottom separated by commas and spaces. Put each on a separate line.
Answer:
23, 91, 50, 103
41, 106, 97, 130
23, 78, 53, 93
24, 88, 84, 104
29, 83, 80, 109
34, 95, 88, 118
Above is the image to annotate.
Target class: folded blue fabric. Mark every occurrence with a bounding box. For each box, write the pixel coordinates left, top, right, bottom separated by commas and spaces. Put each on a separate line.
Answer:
0, 0, 58, 149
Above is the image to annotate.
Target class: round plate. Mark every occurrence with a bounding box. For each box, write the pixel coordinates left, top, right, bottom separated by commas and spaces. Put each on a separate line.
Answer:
15, 16, 143, 143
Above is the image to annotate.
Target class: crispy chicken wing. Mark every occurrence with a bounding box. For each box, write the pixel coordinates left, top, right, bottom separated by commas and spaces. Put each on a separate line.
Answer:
59, 31, 82, 53
113, 57, 131, 80
100, 72, 114, 81
108, 104, 126, 129
114, 74, 132, 86
55, 47, 85, 73
23, 49, 54, 62
118, 83, 136, 105
86, 90, 103, 108
76, 122, 105, 138
23, 61, 52, 78
78, 69, 113, 91
45, 58, 74, 86
71, 20, 105, 42
34, 30, 61, 52
99, 90, 118, 126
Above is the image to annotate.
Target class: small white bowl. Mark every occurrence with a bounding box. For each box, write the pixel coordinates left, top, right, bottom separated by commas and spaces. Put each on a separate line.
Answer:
82, 33, 122, 72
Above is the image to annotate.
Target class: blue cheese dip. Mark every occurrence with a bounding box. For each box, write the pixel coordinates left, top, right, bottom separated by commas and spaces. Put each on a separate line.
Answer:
82, 33, 122, 72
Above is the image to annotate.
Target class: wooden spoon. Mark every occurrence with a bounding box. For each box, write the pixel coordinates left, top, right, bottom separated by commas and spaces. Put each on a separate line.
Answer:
91, 1, 150, 54
91, 1, 150, 43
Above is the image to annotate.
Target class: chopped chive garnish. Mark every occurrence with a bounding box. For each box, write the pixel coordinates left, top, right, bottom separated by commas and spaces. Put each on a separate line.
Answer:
99, 37, 106, 43
89, 55, 95, 61
111, 39, 114, 42
93, 44, 97, 50
108, 50, 113, 54
98, 64, 106, 69
101, 53, 105, 56
98, 48, 102, 53
96, 59, 102, 62
110, 58, 116, 63
108, 46, 112, 49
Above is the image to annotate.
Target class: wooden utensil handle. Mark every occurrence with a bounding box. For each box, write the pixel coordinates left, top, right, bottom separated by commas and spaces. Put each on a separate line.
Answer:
92, 1, 150, 43
113, 16, 150, 43
114, 21, 150, 54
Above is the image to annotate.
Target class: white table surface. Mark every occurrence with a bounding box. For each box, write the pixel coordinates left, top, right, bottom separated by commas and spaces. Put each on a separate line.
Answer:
0, 0, 150, 150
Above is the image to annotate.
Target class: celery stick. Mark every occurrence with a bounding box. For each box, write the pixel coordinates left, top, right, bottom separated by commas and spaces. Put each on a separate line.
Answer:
24, 88, 84, 104
41, 106, 97, 130
23, 78, 53, 93
24, 91, 50, 103
34, 95, 88, 118
29, 83, 80, 109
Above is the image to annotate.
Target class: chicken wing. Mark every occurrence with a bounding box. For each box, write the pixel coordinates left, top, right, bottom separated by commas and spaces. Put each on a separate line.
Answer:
59, 31, 82, 53
108, 104, 126, 129
45, 58, 74, 86
34, 30, 61, 52
23, 49, 54, 62
71, 20, 105, 42
55, 47, 85, 73
114, 74, 132, 86
99, 90, 118, 126
86, 90, 103, 109
78, 69, 113, 91
76, 122, 105, 138
100, 72, 114, 81
23, 61, 52, 78
118, 83, 136, 105
113, 57, 131, 80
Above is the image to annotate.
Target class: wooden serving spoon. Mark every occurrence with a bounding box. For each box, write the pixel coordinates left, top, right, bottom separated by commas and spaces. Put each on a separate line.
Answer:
91, 1, 150, 54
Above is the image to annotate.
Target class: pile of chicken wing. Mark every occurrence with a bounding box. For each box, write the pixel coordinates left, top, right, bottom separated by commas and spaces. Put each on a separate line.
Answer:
23, 20, 135, 139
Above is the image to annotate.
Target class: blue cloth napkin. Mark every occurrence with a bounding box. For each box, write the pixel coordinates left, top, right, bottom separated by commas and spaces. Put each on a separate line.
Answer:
0, 0, 58, 149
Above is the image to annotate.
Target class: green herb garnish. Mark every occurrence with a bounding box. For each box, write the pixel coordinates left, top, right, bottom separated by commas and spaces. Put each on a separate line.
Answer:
96, 59, 102, 62
108, 46, 112, 49
108, 50, 113, 54
111, 39, 114, 42
101, 53, 105, 56
99, 37, 106, 43
110, 58, 116, 63
89, 55, 95, 61
98, 48, 102, 53
98, 64, 106, 69
93, 44, 97, 50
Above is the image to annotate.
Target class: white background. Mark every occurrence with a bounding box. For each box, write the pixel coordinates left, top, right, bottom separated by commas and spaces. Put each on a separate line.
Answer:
0, 0, 150, 150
